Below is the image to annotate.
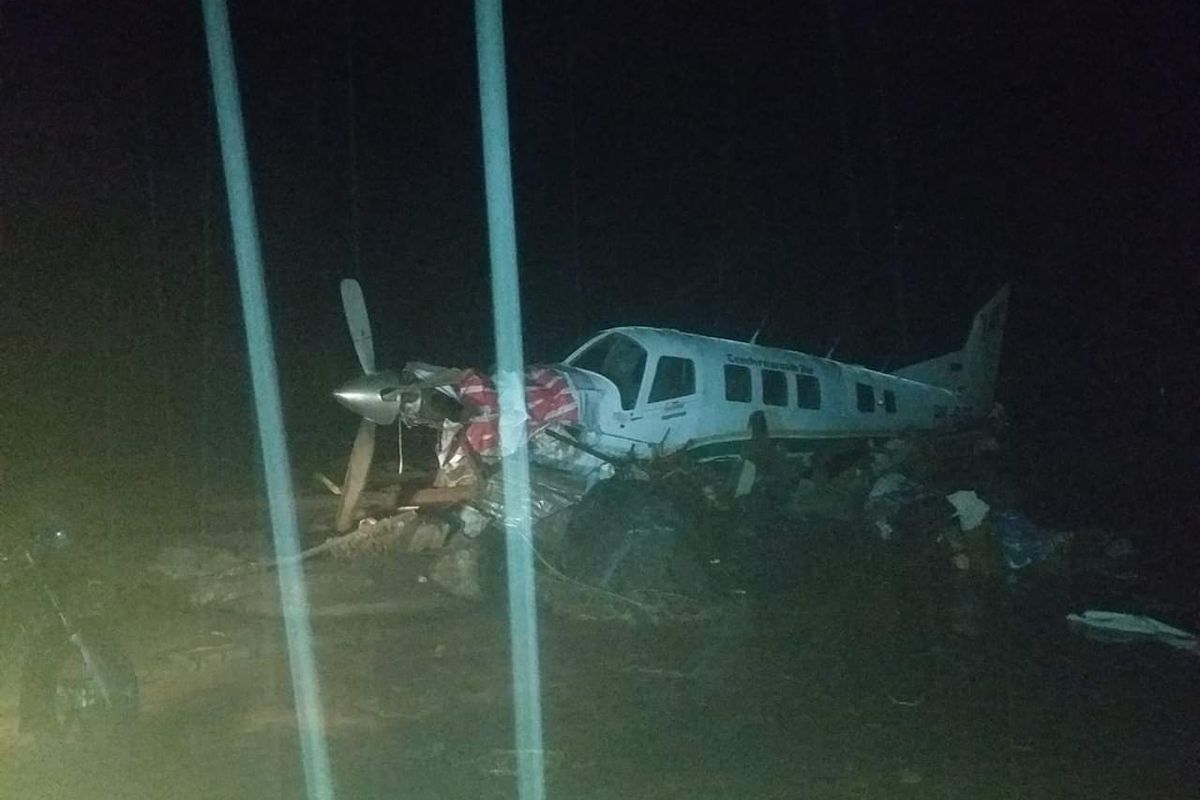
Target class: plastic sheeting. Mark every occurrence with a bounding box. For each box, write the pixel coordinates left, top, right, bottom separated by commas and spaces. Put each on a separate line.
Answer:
992, 510, 1058, 570
474, 465, 588, 522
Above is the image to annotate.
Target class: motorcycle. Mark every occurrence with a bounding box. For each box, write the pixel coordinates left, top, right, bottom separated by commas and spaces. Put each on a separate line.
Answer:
1, 526, 138, 739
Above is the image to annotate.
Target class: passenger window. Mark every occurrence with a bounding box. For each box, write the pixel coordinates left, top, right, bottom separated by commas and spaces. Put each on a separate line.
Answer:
883, 389, 897, 413
795, 374, 821, 410
724, 365, 751, 403
856, 382, 876, 413
648, 356, 696, 403
762, 369, 787, 406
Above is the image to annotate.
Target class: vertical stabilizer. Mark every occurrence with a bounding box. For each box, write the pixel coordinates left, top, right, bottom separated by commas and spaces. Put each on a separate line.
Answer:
893, 285, 1010, 410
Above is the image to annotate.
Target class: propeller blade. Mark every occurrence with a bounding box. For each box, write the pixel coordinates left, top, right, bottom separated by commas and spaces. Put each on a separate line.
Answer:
340, 278, 375, 374
335, 418, 376, 532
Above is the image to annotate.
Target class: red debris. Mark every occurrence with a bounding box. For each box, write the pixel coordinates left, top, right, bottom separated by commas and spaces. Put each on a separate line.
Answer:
456, 366, 580, 456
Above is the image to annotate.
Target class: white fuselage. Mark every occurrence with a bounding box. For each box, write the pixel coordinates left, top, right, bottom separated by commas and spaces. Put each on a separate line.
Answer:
559, 326, 976, 463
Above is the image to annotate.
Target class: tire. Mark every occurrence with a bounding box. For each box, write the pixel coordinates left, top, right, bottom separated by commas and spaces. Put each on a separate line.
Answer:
19, 619, 139, 739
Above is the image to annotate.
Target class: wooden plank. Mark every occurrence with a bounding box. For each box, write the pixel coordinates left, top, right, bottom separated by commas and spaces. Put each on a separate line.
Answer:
400, 485, 478, 507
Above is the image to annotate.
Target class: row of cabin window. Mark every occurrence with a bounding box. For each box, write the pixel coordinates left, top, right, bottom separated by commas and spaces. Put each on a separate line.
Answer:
636, 356, 897, 416
721, 364, 898, 414
722, 364, 822, 409
643, 358, 824, 409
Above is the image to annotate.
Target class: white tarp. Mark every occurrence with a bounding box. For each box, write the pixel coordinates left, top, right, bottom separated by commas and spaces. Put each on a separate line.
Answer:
1067, 610, 1200, 657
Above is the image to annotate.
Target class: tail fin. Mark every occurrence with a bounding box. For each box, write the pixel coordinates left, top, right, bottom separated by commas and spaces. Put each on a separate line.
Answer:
893, 285, 1010, 410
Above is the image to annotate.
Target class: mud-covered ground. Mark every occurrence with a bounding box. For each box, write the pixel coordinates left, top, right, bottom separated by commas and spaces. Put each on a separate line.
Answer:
1, 513, 1197, 800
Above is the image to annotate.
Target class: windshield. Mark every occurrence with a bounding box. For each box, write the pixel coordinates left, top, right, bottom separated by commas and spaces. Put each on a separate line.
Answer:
569, 333, 648, 410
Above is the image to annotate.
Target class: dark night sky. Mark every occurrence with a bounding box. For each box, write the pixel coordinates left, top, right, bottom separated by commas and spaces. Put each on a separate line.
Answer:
1, 1, 1197, 537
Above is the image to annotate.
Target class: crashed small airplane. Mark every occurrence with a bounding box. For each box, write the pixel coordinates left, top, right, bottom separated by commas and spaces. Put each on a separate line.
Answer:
330, 279, 1009, 530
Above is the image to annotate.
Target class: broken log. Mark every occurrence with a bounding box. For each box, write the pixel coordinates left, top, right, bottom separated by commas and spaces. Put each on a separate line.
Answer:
399, 485, 478, 507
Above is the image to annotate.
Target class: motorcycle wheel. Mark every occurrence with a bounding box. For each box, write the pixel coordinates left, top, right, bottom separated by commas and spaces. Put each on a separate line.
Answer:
19, 620, 139, 739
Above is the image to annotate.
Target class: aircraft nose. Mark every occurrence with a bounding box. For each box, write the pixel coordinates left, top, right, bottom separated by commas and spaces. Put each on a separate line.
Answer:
334, 371, 401, 425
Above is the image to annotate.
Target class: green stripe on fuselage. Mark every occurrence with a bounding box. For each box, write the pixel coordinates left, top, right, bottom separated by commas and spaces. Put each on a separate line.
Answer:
684, 434, 867, 462
683, 424, 986, 463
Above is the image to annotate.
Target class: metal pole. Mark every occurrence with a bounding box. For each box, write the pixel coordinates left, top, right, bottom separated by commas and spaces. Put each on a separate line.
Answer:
473, 3, 547, 800
199, 2, 334, 799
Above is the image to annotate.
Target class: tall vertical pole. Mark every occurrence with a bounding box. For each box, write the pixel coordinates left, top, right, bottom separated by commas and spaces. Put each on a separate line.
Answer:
473, 3, 547, 800
199, 3, 334, 799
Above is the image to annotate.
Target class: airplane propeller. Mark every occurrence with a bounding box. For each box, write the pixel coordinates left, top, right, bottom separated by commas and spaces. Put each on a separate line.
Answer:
333, 278, 402, 532
332, 278, 467, 531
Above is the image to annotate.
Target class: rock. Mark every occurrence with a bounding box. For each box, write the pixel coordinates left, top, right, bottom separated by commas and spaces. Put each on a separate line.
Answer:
429, 547, 482, 600
408, 521, 449, 552
455, 506, 490, 539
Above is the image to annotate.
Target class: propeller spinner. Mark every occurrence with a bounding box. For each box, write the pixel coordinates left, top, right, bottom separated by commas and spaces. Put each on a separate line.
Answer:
333, 371, 402, 426
332, 279, 463, 531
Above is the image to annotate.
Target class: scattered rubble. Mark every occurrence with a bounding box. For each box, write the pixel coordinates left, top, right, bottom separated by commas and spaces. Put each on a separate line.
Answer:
152, 423, 1171, 639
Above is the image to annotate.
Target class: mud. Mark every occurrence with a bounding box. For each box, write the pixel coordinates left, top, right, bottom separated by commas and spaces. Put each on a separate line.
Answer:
1, 531, 1197, 799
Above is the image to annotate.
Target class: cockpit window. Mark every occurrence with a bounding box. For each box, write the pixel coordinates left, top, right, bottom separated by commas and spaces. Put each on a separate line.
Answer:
570, 333, 648, 410
648, 356, 695, 403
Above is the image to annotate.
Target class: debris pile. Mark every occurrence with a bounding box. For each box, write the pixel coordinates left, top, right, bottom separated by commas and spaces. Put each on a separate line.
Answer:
197, 417, 1173, 639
